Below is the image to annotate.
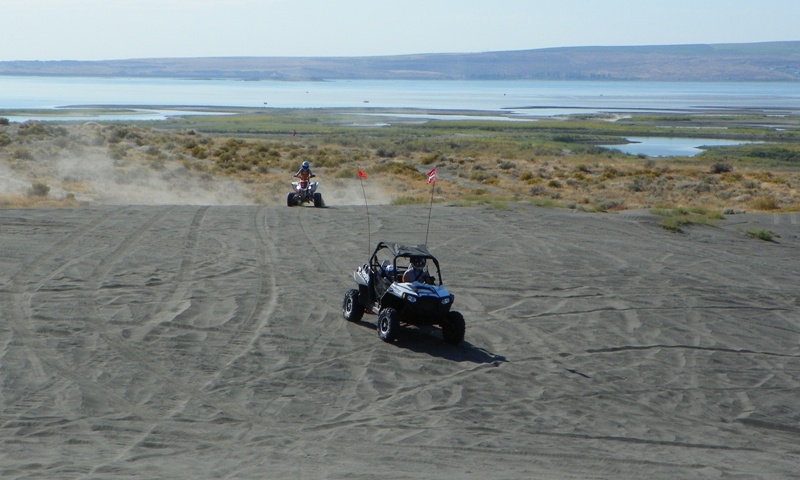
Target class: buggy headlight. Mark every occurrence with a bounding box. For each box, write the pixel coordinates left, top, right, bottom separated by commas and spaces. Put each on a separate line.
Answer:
441, 297, 451, 305
403, 293, 417, 303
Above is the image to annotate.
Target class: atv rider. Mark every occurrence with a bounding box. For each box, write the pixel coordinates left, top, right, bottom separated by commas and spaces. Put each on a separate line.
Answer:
403, 256, 433, 284
294, 161, 315, 182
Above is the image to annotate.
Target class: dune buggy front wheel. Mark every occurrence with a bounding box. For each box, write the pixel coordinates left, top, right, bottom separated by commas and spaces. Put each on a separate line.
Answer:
377, 307, 400, 342
441, 311, 465, 345
342, 289, 364, 322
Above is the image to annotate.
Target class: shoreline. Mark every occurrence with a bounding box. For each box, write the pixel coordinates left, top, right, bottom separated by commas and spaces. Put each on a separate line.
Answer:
3, 102, 800, 125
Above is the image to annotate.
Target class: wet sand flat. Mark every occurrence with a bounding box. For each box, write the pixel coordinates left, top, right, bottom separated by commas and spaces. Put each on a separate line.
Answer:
1, 204, 799, 479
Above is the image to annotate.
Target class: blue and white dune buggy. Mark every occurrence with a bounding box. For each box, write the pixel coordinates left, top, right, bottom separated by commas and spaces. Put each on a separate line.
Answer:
342, 241, 465, 345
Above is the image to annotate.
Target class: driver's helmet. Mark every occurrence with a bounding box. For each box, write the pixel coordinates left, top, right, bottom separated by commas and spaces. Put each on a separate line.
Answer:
410, 256, 426, 270
301, 161, 310, 170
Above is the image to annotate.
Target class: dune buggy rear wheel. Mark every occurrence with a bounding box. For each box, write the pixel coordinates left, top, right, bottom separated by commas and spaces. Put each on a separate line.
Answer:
342, 289, 364, 322
377, 307, 400, 342
441, 311, 465, 345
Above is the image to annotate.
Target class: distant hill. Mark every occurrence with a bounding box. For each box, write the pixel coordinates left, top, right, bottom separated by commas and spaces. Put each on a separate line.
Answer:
1, 41, 799, 81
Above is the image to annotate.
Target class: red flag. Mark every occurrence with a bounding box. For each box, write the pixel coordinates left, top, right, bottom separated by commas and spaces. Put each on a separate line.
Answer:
426, 168, 437, 184
357, 168, 367, 179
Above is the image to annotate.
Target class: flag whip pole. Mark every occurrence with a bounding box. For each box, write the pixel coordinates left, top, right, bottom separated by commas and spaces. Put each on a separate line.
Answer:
357, 167, 370, 254
424, 168, 436, 245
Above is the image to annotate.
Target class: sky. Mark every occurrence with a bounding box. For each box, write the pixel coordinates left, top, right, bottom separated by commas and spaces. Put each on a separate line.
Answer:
2, 0, 798, 61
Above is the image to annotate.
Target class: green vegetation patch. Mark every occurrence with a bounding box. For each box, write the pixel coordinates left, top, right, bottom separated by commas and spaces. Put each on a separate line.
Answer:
746, 229, 778, 242
650, 207, 722, 233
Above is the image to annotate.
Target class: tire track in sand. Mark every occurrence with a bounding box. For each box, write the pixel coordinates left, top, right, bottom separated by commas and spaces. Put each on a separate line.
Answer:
3, 208, 187, 459
80, 206, 278, 476
4, 208, 121, 395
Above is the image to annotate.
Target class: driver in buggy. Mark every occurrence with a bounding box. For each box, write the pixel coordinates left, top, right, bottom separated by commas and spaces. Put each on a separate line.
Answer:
402, 256, 434, 284
294, 161, 315, 182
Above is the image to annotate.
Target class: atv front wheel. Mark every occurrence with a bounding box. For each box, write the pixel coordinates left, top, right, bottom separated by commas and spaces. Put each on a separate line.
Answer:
377, 308, 400, 342
313, 192, 325, 208
441, 311, 465, 345
287, 193, 297, 207
342, 289, 364, 322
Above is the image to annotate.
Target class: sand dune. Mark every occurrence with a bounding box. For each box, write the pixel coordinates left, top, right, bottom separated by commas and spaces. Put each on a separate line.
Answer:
1, 204, 799, 479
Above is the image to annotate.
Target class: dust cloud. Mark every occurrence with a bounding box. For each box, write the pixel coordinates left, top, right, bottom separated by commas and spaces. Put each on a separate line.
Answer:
3, 151, 398, 207
50, 152, 250, 205
1, 122, 402, 207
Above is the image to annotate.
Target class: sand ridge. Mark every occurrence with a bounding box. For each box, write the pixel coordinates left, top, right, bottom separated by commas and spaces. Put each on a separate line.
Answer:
1, 204, 799, 479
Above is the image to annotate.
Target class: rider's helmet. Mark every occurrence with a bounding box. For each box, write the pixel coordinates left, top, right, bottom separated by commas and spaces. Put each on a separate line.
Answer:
410, 256, 426, 270
301, 161, 310, 170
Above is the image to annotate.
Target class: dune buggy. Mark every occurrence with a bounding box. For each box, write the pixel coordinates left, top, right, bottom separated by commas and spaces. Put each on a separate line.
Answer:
342, 241, 465, 345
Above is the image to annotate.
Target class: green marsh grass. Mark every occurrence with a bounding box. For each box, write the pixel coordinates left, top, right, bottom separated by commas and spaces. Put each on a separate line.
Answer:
650, 207, 721, 233
746, 229, 778, 242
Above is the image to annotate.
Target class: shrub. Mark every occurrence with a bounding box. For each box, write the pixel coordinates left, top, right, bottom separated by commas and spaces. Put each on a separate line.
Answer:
660, 217, 685, 232
529, 185, 548, 196
375, 148, 396, 158
710, 162, 733, 174
498, 161, 516, 170
751, 196, 779, 211
470, 170, 496, 182
721, 172, 743, 183
566, 178, 587, 188
191, 145, 208, 159
595, 199, 625, 212
628, 177, 648, 192
28, 182, 50, 197
109, 127, 130, 143
372, 162, 420, 177
421, 152, 440, 165
650, 207, 717, 232
109, 145, 127, 160
13, 148, 34, 160
18, 121, 48, 136
746, 229, 777, 242
688, 207, 725, 220
601, 167, 620, 180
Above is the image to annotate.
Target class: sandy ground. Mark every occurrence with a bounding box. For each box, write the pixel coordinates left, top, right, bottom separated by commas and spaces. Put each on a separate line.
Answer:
1, 203, 799, 479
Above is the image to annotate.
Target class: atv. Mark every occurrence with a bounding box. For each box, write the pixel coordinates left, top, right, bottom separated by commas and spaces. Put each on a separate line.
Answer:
287, 178, 324, 207
342, 241, 465, 345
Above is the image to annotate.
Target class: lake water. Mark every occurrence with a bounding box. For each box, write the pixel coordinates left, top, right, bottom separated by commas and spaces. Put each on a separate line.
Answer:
1, 76, 797, 156
2, 76, 799, 121
598, 137, 759, 158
